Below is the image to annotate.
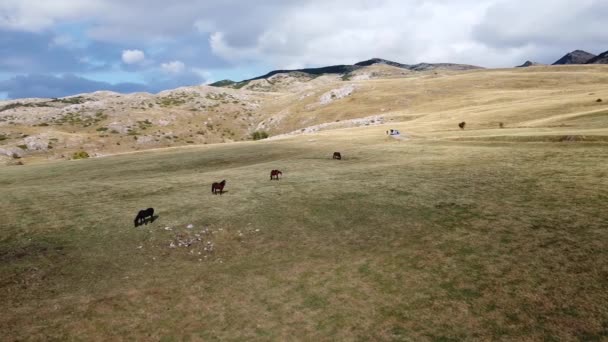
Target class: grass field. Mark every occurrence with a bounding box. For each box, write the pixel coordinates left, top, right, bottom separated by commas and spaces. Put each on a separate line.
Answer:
1, 123, 607, 340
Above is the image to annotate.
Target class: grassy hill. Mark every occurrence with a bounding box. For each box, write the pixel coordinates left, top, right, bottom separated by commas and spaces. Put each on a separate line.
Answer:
1, 65, 608, 340
2, 65, 608, 165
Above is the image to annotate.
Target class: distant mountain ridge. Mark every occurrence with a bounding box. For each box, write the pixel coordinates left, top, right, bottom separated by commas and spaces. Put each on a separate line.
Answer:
211, 58, 483, 89
517, 61, 544, 68
552, 50, 597, 65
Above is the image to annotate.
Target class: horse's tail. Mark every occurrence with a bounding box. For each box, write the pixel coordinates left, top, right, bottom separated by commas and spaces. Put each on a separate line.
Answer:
211, 183, 215, 193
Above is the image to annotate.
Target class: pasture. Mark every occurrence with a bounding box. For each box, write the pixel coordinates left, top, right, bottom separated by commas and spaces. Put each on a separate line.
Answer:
1, 127, 607, 340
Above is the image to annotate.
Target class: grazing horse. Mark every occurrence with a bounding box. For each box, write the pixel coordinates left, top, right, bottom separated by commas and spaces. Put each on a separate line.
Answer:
333, 152, 342, 160
212, 180, 227, 195
458, 121, 466, 130
134, 208, 155, 227
270, 170, 282, 180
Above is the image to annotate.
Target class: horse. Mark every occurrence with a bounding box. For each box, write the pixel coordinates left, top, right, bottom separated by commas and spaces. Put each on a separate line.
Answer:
333, 152, 342, 160
212, 180, 226, 195
458, 121, 466, 130
270, 170, 282, 180
134, 208, 155, 227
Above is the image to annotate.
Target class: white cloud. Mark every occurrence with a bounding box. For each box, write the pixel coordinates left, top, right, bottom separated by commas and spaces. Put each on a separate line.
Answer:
0, 0, 106, 32
161, 60, 185, 74
1, 0, 607, 68
121, 49, 145, 64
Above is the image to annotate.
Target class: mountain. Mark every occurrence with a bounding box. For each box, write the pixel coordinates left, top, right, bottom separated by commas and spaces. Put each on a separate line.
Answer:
247, 64, 361, 81
552, 50, 596, 65
211, 58, 483, 91
585, 50, 608, 64
517, 60, 544, 68
354, 58, 409, 68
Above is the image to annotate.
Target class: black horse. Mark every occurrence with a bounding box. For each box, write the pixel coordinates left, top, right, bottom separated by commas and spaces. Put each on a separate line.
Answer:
134, 208, 155, 227
333, 152, 342, 160
270, 170, 282, 180
212, 180, 227, 195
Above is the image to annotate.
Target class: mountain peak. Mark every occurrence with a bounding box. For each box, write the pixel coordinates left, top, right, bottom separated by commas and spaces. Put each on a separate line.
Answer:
552, 50, 596, 65
354, 58, 409, 68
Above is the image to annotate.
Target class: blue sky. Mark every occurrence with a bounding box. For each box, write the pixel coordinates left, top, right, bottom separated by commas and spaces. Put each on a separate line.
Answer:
0, 0, 607, 99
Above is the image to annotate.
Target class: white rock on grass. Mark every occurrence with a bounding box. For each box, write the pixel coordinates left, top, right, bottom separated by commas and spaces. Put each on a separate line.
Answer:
319, 85, 356, 105
24, 134, 50, 151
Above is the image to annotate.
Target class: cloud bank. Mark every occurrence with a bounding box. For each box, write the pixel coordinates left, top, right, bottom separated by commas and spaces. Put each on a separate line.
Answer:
0, 0, 606, 98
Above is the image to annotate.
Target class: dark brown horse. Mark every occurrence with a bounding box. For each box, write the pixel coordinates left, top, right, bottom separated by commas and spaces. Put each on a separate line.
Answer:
211, 180, 226, 195
270, 170, 282, 180
458, 121, 466, 130
134, 208, 155, 227
333, 152, 342, 160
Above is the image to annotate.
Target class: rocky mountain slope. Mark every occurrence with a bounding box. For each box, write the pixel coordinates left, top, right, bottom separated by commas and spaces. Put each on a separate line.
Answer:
0, 87, 279, 163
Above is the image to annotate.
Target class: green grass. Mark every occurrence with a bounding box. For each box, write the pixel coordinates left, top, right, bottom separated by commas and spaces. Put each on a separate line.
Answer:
0, 135, 607, 340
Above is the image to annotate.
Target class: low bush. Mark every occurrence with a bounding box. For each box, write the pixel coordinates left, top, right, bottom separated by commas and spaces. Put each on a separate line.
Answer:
251, 131, 269, 140
72, 151, 90, 160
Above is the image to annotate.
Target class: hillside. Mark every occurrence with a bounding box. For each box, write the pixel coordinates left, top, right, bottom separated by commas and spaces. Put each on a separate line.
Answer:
2, 64, 608, 166
214, 58, 482, 92
0, 87, 279, 164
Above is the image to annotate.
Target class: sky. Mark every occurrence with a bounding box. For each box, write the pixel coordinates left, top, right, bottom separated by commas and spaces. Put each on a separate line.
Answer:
0, 0, 607, 99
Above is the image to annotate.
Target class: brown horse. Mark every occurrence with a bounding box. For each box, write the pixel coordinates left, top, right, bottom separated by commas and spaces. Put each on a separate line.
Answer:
270, 170, 282, 180
211, 180, 226, 195
333, 152, 342, 160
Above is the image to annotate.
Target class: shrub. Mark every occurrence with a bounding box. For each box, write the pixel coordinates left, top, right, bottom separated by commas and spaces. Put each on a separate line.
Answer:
251, 131, 269, 140
17, 144, 27, 150
72, 151, 90, 160
499, 122, 504, 128
96, 127, 108, 131
597, 99, 603, 103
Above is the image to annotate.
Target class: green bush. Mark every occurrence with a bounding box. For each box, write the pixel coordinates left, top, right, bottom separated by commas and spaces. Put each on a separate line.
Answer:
251, 131, 269, 141
72, 151, 90, 160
